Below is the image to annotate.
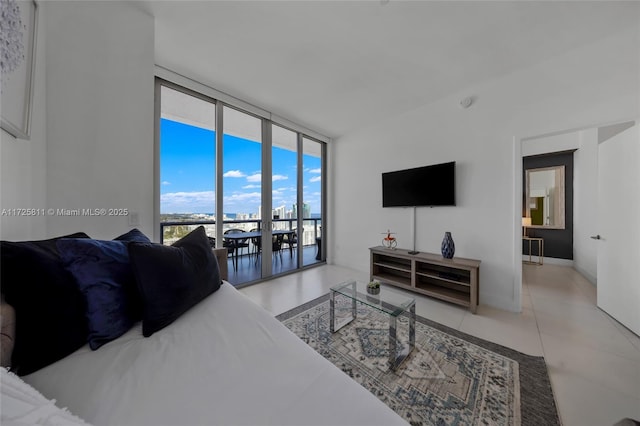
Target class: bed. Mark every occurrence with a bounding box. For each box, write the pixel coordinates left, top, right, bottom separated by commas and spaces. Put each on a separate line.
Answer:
1, 227, 405, 426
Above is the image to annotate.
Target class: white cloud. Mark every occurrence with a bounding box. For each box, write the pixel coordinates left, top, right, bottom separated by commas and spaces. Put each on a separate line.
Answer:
225, 192, 261, 202
242, 184, 261, 189
246, 173, 262, 183
161, 191, 215, 208
310, 176, 322, 183
220, 191, 262, 212
309, 168, 321, 174
246, 173, 289, 183
224, 170, 246, 178
161, 181, 171, 186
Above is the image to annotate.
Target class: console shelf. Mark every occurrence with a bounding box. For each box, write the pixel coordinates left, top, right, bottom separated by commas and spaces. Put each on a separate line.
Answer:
370, 246, 480, 313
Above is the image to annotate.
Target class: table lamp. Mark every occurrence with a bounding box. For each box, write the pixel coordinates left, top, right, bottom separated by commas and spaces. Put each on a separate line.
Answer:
522, 217, 531, 237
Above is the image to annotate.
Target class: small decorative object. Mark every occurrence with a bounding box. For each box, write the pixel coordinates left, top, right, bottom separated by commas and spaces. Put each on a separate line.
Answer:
441, 231, 455, 259
367, 280, 381, 295
381, 229, 397, 249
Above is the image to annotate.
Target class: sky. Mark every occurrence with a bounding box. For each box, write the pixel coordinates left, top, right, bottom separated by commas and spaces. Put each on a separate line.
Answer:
160, 119, 322, 215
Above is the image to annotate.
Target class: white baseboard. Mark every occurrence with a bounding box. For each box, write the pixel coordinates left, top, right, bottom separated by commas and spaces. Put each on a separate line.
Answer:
522, 255, 573, 267
574, 265, 597, 286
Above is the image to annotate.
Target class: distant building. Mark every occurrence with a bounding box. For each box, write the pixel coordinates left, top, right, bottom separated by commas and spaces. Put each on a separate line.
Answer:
273, 205, 286, 220
293, 203, 310, 219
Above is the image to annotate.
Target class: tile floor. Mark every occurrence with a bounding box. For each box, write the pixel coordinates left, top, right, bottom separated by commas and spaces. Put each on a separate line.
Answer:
240, 262, 640, 426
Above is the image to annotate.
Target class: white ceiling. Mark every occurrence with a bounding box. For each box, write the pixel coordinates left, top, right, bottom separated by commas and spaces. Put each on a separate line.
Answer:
136, 1, 639, 139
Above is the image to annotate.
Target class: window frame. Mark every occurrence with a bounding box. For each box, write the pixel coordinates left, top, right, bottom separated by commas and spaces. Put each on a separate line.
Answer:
154, 71, 329, 273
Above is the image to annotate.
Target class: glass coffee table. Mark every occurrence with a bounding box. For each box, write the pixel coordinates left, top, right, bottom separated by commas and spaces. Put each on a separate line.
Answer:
330, 280, 416, 371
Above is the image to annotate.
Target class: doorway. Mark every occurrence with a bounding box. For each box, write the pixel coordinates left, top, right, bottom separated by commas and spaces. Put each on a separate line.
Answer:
514, 119, 639, 324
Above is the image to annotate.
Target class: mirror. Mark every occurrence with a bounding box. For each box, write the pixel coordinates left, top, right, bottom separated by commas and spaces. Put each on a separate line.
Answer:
525, 165, 565, 229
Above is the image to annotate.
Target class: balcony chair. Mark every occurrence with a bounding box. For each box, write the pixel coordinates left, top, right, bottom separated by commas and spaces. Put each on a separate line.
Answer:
249, 228, 261, 261
282, 228, 302, 258
272, 233, 284, 263
224, 229, 249, 270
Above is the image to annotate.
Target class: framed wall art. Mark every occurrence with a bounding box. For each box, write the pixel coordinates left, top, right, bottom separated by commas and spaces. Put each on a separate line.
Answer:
1, 0, 38, 140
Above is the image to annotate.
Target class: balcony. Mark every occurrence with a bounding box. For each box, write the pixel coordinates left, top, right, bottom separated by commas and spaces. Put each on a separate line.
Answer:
161, 218, 323, 286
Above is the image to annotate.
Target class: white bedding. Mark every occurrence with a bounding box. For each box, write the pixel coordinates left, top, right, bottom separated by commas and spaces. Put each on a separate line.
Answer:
1, 368, 90, 426
24, 283, 406, 426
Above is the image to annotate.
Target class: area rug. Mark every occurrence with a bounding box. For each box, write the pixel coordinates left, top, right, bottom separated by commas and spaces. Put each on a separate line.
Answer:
277, 294, 560, 426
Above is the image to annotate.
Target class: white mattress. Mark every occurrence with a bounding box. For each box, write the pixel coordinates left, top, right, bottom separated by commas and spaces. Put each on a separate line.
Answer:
24, 283, 406, 426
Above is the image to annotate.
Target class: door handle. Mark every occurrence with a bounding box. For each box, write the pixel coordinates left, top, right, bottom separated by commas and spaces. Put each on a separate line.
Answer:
590, 235, 601, 240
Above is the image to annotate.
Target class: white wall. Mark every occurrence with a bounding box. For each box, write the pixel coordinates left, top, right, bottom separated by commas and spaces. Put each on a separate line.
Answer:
522, 131, 579, 157
0, 3, 48, 241
331, 24, 639, 312
44, 2, 155, 240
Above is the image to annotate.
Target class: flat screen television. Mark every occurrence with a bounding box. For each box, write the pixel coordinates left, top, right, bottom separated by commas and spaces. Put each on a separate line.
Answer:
382, 161, 456, 207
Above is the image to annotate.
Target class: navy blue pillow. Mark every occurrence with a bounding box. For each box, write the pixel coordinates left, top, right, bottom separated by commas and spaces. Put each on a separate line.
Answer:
57, 230, 150, 350
128, 226, 221, 337
0, 232, 91, 375
114, 228, 151, 243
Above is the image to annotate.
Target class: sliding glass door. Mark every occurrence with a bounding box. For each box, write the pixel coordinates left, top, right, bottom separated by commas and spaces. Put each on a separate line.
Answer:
302, 137, 325, 265
157, 78, 326, 286
271, 125, 298, 274
221, 106, 265, 282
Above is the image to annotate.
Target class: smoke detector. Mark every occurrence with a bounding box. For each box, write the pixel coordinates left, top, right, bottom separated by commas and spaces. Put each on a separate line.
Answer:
459, 97, 473, 109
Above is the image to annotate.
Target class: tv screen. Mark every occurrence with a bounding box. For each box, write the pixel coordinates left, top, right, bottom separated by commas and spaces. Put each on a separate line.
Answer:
382, 161, 456, 207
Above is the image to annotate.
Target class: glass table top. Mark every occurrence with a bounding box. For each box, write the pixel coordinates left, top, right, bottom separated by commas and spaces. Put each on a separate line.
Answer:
330, 280, 415, 317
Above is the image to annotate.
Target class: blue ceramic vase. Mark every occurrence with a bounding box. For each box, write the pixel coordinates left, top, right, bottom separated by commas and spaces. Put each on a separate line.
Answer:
441, 232, 455, 259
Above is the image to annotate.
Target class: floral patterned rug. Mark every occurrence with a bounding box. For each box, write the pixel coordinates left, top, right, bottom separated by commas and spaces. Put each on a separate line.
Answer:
277, 294, 559, 426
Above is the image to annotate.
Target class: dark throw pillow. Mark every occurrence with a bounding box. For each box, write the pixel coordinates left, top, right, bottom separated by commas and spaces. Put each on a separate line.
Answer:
0, 232, 91, 376
57, 229, 151, 350
114, 228, 151, 243
128, 226, 221, 337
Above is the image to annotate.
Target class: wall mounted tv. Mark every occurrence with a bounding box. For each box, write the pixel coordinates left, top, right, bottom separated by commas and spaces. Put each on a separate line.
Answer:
382, 161, 456, 207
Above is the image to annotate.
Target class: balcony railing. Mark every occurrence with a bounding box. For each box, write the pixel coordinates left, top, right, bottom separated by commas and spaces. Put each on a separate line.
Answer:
160, 218, 322, 251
